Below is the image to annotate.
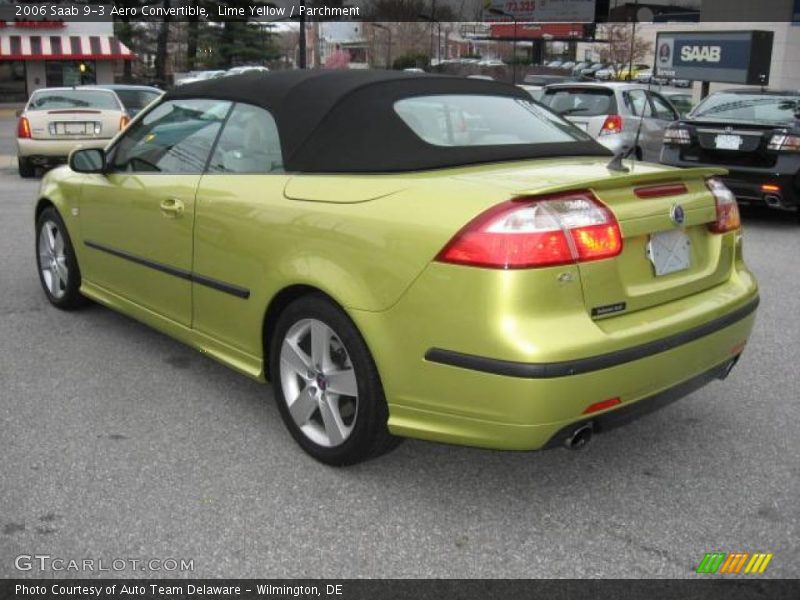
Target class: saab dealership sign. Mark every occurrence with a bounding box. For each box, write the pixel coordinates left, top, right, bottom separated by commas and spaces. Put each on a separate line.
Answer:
655, 31, 773, 85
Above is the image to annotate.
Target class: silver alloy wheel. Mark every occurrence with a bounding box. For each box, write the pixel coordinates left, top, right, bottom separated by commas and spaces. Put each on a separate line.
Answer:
38, 220, 68, 300
279, 318, 359, 448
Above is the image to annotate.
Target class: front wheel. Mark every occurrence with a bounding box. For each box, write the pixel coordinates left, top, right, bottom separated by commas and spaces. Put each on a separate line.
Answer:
35, 207, 87, 310
270, 294, 400, 465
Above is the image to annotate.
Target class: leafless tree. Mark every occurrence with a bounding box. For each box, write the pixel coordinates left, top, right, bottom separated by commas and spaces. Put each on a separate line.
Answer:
595, 22, 653, 76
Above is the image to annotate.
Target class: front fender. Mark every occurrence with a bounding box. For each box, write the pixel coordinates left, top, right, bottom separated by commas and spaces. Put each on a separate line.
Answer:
35, 167, 86, 259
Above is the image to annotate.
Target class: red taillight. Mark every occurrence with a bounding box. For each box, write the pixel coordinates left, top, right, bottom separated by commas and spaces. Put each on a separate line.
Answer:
599, 114, 623, 136
436, 190, 623, 269
17, 116, 31, 139
119, 115, 130, 130
582, 397, 622, 415
706, 177, 741, 234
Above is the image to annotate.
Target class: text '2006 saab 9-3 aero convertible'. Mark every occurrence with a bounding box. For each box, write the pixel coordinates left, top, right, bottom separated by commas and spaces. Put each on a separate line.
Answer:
34, 71, 759, 465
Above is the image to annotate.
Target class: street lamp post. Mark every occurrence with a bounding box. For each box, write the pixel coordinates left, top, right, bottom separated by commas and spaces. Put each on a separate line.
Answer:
417, 13, 441, 67
372, 23, 392, 69
627, 0, 639, 81
488, 7, 518, 84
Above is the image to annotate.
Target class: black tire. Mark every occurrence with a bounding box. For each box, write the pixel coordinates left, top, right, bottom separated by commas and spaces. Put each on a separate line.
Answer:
18, 157, 35, 178
35, 207, 88, 310
269, 294, 401, 465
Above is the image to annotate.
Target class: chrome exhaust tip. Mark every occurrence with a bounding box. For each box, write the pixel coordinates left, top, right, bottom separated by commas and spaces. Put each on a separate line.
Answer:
764, 194, 782, 208
564, 422, 594, 450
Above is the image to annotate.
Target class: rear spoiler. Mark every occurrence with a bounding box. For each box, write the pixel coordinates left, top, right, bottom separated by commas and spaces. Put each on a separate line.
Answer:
511, 166, 727, 199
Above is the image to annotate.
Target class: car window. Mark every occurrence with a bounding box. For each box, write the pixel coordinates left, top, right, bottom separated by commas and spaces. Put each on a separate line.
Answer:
649, 92, 678, 120
623, 89, 652, 117
27, 90, 120, 111
540, 88, 615, 117
207, 103, 284, 174
666, 94, 693, 116
110, 99, 231, 174
394, 95, 592, 147
113, 90, 161, 113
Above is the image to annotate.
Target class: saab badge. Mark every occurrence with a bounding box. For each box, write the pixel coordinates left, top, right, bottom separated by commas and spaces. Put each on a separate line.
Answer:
670, 203, 686, 226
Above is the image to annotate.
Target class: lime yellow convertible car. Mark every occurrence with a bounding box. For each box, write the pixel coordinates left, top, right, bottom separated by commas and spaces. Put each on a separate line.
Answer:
35, 71, 758, 465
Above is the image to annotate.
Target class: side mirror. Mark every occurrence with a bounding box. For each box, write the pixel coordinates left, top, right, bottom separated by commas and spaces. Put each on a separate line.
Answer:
15, 109, 22, 117
69, 148, 106, 174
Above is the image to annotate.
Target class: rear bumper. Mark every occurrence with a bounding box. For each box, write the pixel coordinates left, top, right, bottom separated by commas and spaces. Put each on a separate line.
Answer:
542, 354, 737, 448
383, 296, 756, 451
353, 257, 759, 451
17, 137, 109, 161
425, 297, 757, 379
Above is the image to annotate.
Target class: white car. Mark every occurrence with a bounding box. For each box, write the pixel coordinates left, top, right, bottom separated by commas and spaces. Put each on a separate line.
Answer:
226, 66, 270, 76
174, 70, 226, 87
16, 87, 129, 178
593, 65, 618, 80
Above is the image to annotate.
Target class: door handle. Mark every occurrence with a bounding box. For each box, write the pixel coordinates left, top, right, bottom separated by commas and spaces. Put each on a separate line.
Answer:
160, 198, 184, 218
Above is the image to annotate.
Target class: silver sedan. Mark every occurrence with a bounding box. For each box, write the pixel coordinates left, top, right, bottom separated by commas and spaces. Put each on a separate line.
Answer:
539, 82, 682, 162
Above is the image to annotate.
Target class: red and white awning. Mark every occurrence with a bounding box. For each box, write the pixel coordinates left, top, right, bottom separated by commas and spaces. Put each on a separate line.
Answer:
0, 35, 135, 60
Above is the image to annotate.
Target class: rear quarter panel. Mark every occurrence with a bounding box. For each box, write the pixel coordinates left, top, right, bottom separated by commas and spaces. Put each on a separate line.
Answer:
190, 173, 514, 359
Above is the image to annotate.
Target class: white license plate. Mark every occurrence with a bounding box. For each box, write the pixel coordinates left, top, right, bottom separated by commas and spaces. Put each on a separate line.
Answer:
647, 229, 691, 277
65, 122, 88, 134
715, 134, 742, 150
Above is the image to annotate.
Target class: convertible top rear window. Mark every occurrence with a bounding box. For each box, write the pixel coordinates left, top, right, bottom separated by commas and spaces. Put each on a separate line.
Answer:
394, 95, 591, 147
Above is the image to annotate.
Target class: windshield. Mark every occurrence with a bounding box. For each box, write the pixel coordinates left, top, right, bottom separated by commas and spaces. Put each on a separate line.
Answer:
394, 95, 591, 147
540, 88, 615, 117
27, 90, 119, 111
690, 93, 800, 123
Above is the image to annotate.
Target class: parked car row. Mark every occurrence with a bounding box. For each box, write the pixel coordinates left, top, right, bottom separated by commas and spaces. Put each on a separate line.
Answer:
14, 75, 799, 223
534, 80, 799, 221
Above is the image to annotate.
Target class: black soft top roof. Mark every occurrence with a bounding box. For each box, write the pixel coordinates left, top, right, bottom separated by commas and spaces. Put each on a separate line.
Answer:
165, 70, 609, 173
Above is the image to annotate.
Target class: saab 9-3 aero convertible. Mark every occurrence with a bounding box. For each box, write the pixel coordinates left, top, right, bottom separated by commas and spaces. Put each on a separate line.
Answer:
34, 71, 758, 465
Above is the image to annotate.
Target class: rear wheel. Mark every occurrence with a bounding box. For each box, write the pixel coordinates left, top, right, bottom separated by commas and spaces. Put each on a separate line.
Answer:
18, 157, 34, 178
35, 207, 87, 310
270, 294, 400, 465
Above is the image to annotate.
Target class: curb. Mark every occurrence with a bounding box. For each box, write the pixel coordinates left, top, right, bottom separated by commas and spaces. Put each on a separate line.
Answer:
0, 154, 19, 169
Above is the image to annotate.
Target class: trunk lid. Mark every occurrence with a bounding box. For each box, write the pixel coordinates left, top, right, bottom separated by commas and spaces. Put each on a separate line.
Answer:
453, 158, 729, 318
26, 108, 122, 141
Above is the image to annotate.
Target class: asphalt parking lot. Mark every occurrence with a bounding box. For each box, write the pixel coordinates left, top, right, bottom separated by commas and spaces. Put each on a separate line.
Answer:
0, 115, 798, 579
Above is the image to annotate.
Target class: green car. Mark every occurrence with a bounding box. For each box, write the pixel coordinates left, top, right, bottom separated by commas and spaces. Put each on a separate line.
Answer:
35, 71, 759, 465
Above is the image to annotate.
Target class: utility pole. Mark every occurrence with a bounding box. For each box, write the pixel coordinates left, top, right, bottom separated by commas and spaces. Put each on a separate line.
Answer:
627, 0, 638, 80
488, 7, 518, 84
430, 0, 436, 64
154, 0, 170, 84
299, 1, 306, 69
